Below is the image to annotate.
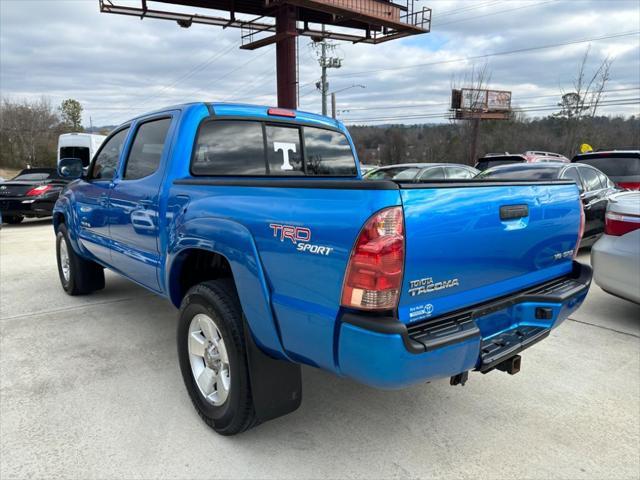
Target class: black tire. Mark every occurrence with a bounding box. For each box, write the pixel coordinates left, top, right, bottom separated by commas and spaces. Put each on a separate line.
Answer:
56, 224, 105, 295
4, 215, 24, 224
177, 280, 257, 435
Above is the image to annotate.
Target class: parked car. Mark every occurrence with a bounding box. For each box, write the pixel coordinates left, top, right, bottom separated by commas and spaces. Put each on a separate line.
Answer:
523, 151, 570, 162
53, 103, 591, 435
591, 191, 640, 304
364, 163, 479, 181
0, 168, 70, 224
475, 151, 568, 171
477, 162, 618, 247
572, 150, 640, 190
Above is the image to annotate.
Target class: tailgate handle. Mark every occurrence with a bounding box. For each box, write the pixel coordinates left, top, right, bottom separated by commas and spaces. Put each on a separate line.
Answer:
500, 204, 529, 220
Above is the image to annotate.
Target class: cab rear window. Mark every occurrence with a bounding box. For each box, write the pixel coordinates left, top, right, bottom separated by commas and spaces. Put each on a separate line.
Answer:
191, 120, 357, 176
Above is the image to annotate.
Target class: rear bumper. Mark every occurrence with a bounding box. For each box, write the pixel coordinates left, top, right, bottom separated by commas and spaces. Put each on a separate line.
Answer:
0, 198, 55, 217
337, 261, 592, 389
591, 232, 640, 304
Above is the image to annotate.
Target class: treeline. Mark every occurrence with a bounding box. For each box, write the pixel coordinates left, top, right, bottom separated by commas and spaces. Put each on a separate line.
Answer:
0, 97, 101, 169
349, 116, 640, 166
1, 96, 638, 170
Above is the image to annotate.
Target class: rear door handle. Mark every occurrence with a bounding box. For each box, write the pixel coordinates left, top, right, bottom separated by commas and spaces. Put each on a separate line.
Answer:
500, 204, 529, 220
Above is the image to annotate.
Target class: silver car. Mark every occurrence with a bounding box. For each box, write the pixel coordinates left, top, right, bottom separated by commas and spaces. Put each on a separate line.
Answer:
364, 163, 479, 181
591, 191, 640, 304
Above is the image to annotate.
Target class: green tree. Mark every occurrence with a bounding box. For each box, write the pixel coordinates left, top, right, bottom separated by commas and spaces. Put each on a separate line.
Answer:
59, 98, 83, 131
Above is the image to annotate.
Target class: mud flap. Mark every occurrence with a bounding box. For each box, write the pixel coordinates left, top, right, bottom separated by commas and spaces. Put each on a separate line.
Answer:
244, 321, 302, 424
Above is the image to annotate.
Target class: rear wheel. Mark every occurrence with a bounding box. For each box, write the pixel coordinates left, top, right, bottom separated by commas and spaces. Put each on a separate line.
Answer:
177, 280, 257, 435
4, 215, 23, 224
56, 224, 105, 295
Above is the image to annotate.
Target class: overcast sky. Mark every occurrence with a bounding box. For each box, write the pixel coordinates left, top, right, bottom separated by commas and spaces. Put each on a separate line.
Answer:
1, 0, 638, 126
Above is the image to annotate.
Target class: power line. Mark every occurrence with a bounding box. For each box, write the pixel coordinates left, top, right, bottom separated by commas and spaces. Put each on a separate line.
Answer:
331, 31, 640, 78
176, 46, 275, 101
436, 0, 556, 27
334, 86, 640, 113
342, 98, 640, 123
435, 1, 503, 19
129, 42, 240, 110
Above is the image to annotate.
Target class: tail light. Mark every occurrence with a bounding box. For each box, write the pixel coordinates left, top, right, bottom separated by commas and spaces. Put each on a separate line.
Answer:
573, 202, 585, 259
605, 211, 640, 236
341, 207, 404, 310
26, 185, 52, 196
617, 182, 640, 191
267, 107, 296, 118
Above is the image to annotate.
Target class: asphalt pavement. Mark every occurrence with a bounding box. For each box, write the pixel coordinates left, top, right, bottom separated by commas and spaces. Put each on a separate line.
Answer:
1, 219, 639, 479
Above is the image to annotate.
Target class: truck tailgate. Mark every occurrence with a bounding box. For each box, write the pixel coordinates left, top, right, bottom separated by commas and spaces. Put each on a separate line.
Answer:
398, 182, 581, 324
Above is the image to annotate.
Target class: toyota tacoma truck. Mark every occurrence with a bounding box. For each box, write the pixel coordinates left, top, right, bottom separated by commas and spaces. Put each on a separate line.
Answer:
53, 103, 592, 435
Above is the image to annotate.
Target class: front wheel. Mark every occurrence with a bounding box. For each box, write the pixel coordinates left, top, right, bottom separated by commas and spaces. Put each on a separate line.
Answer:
177, 280, 257, 435
56, 224, 105, 295
3, 215, 24, 224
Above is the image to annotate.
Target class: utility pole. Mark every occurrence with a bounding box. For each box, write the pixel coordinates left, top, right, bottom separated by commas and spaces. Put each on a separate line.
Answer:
331, 92, 336, 119
313, 39, 342, 116
321, 42, 328, 116
469, 117, 480, 165
328, 84, 365, 119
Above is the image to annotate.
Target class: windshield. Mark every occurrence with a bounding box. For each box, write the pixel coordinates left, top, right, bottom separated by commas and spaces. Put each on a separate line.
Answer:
478, 166, 559, 180
574, 154, 639, 177
365, 167, 420, 180
60, 146, 91, 167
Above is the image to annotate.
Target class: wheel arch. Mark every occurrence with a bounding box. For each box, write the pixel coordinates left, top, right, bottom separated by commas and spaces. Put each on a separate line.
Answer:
166, 217, 287, 359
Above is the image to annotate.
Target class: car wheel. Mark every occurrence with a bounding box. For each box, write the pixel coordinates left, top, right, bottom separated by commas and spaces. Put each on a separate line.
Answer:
4, 215, 24, 224
177, 280, 257, 436
56, 224, 105, 295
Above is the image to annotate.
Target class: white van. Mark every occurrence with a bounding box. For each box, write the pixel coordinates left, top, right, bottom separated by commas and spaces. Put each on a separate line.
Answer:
57, 133, 106, 170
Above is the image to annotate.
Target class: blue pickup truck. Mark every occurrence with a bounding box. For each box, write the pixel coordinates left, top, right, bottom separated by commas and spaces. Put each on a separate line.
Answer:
54, 103, 592, 435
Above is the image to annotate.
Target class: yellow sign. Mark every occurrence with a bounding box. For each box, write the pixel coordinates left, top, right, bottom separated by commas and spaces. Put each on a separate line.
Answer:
580, 143, 593, 153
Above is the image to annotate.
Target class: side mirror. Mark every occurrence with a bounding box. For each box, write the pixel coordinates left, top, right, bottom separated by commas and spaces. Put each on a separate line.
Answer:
58, 158, 84, 179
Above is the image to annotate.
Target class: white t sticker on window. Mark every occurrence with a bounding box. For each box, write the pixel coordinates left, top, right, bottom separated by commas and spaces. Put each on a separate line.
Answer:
273, 142, 297, 171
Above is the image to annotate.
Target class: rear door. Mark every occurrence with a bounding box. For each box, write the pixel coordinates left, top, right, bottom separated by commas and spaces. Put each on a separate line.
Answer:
577, 165, 608, 239
108, 116, 174, 291
398, 181, 581, 324
74, 127, 130, 263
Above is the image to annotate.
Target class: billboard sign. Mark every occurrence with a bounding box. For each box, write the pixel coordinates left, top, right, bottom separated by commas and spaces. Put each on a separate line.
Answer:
452, 89, 512, 112
487, 90, 512, 111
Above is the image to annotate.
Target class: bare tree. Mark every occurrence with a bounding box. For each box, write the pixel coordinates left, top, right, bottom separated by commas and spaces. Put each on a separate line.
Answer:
450, 62, 492, 165
556, 46, 614, 155
0, 97, 62, 168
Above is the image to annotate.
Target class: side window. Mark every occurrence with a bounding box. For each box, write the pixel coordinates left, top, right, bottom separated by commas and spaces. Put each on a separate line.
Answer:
304, 127, 357, 176
192, 121, 265, 175
580, 167, 602, 191
90, 128, 130, 180
420, 167, 446, 180
446, 167, 475, 179
265, 125, 303, 174
595, 171, 609, 189
124, 118, 172, 180
562, 167, 583, 190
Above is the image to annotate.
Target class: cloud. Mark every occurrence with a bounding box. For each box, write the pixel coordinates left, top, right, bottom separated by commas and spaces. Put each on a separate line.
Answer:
1, 0, 638, 125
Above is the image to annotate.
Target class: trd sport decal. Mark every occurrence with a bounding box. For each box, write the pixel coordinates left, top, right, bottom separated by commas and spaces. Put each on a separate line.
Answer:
269, 223, 334, 256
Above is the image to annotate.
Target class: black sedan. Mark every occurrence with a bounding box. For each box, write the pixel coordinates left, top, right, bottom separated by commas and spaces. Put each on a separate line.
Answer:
364, 163, 479, 181
477, 162, 619, 247
0, 168, 70, 224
